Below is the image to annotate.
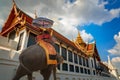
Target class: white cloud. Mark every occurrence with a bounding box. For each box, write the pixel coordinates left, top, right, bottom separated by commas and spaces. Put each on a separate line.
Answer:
108, 32, 120, 74
111, 57, 120, 74
110, 8, 120, 18
112, 57, 120, 62
80, 30, 94, 43
108, 32, 120, 55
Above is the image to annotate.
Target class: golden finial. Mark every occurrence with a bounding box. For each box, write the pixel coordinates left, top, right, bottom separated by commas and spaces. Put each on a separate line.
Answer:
34, 10, 37, 19
12, 0, 16, 5
12, 0, 15, 3
76, 30, 84, 43
77, 30, 81, 38
12, 0, 18, 17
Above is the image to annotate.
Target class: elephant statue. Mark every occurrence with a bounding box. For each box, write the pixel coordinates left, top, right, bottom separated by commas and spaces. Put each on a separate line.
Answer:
12, 44, 63, 80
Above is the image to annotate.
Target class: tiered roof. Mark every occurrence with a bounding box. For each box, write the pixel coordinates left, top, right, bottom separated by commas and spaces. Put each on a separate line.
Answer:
0, 2, 32, 36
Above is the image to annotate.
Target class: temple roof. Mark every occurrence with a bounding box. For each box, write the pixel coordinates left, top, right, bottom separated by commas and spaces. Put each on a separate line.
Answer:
0, 2, 32, 36
74, 31, 101, 61
74, 31, 86, 52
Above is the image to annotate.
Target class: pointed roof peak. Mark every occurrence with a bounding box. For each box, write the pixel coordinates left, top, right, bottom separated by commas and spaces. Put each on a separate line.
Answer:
108, 55, 112, 65
75, 30, 84, 44
77, 30, 81, 37
107, 55, 115, 69
12, 0, 16, 6
12, 0, 15, 3
12, 0, 18, 12
108, 55, 110, 60
34, 10, 38, 19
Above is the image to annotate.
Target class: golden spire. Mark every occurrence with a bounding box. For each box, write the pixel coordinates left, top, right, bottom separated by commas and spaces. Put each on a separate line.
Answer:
75, 30, 84, 44
12, 0, 16, 6
12, 0, 15, 4
34, 10, 37, 19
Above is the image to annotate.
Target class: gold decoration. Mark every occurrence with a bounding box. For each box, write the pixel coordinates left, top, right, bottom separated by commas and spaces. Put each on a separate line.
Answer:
34, 10, 37, 19
50, 30, 53, 36
20, 17, 26, 26
16, 28, 19, 36
75, 31, 84, 44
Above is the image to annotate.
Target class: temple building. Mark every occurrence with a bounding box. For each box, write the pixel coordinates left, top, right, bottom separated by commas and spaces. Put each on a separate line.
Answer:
0, 1, 119, 80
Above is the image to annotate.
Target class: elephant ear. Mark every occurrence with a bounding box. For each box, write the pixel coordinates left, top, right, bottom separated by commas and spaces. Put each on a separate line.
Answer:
56, 53, 64, 64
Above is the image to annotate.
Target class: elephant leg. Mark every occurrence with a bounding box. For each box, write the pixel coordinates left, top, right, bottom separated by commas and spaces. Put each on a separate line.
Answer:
40, 67, 52, 80
53, 65, 57, 80
12, 65, 28, 80
27, 73, 32, 80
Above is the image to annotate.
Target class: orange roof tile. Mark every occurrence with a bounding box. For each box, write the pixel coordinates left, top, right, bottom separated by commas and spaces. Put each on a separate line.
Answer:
87, 44, 94, 50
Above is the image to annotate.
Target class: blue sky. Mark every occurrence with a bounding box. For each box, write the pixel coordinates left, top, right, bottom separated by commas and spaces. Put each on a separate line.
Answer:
0, 0, 120, 73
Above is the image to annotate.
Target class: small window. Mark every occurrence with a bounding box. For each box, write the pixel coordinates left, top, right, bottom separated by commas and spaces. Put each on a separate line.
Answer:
80, 67, 83, 73
86, 59, 89, 67
88, 69, 90, 75
84, 68, 87, 74
79, 56, 82, 65
61, 47, 67, 60
27, 33, 36, 47
75, 66, 79, 73
74, 53, 78, 64
62, 63, 68, 71
69, 64, 74, 72
93, 70, 96, 75
68, 50, 73, 62
83, 57, 86, 66
55, 44, 60, 54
